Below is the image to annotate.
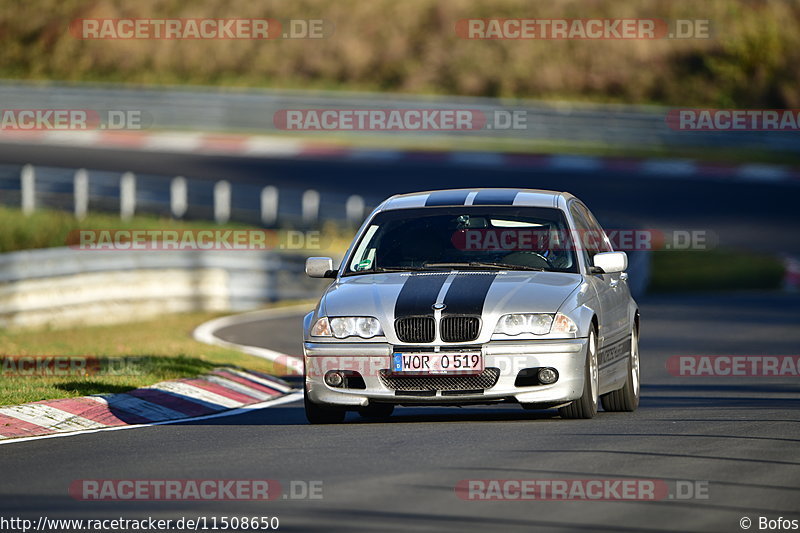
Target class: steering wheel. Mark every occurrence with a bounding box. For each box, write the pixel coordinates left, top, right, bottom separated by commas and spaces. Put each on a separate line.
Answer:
502, 251, 553, 269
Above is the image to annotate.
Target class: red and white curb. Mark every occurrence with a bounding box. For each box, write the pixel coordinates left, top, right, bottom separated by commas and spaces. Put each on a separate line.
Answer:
1, 129, 798, 184
0, 368, 293, 442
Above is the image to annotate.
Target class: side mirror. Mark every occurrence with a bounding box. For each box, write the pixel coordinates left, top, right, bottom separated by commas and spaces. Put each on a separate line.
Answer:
306, 257, 337, 279
592, 251, 627, 274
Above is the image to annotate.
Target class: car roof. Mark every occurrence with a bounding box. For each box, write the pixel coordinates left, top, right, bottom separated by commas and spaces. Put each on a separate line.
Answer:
378, 188, 576, 211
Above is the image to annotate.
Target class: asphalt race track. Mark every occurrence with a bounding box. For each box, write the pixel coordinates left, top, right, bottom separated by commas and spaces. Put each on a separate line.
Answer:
1, 143, 798, 531
1, 292, 798, 533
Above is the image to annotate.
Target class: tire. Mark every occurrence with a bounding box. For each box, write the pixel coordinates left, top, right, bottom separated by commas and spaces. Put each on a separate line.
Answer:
558, 326, 599, 419
304, 387, 346, 424
358, 403, 395, 420
601, 327, 640, 412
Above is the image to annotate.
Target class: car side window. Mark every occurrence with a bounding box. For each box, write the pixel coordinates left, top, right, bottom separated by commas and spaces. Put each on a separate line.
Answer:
569, 204, 595, 267
578, 204, 613, 253
572, 203, 612, 264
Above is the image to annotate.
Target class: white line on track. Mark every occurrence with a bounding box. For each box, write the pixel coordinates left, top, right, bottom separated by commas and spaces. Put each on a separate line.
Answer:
192, 304, 309, 375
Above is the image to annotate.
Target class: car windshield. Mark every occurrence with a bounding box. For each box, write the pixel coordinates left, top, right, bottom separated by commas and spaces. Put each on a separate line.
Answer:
344, 206, 579, 275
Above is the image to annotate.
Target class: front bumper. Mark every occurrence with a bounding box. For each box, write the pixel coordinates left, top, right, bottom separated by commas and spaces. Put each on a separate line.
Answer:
303, 339, 588, 407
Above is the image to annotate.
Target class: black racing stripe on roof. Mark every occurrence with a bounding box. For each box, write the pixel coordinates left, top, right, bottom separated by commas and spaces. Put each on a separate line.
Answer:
424, 190, 471, 207
441, 272, 498, 316
471, 189, 520, 206
394, 273, 449, 318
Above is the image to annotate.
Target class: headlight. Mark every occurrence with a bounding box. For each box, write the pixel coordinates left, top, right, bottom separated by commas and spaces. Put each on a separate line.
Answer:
317, 316, 383, 339
494, 313, 553, 336
552, 312, 578, 335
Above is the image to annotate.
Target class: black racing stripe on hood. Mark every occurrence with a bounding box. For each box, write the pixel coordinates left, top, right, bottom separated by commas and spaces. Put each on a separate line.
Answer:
441, 272, 498, 316
471, 189, 519, 205
424, 190, 471, 207
394, 273, 449, 318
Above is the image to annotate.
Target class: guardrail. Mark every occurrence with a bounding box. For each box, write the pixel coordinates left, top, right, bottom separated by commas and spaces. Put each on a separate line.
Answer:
0, 246, 331, 329
0, 81, 794, 152
0, 162, 373, 227
1, 157, 653, 316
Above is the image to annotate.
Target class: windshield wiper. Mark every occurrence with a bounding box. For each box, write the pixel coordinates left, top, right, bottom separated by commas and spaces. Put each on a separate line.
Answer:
423, 261, 546, 272
361, 265, 437, 273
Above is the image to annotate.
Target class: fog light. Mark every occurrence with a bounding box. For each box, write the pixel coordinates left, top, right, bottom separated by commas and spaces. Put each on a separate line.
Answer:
537, 368, 558, 385
324, 371, 344, 387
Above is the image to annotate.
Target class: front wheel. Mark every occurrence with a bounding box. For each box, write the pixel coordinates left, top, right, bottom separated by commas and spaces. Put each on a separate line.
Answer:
601, 327, 640, 412
304, 387, 346, 424
558, 327, 599, 419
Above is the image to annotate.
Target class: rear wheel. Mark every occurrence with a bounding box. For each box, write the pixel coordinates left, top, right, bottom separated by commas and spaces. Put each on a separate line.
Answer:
304, 387, 346, 424
358, 403, 394, 420
558, 327, 599, 419
601, 327, 640, 412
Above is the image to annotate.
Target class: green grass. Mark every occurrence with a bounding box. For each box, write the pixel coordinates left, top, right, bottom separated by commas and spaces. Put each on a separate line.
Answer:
0, 207, 246, 253
0, 206, 349, 406
649, 249, 785, 292
0, 206, 353, 254
0, 310, 304, 406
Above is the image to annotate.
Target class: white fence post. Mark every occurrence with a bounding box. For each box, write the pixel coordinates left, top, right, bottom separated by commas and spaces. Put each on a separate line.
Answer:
214, 180, 231, 224
74, 169, 88, 220
302, 189, 320, 225
261, 186, 278, 226
119, 172, 136, 220
21, 164, 35, 215
171, 176, 188, 218
346, 195, 365, 225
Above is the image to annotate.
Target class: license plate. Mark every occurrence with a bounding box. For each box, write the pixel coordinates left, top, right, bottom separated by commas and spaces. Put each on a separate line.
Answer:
392, 352, 483, 375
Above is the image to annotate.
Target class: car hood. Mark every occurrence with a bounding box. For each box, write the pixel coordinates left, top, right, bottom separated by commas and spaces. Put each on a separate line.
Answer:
319, 271, 583, 321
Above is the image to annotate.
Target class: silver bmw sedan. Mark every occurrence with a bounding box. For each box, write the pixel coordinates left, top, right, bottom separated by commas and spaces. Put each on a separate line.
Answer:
303, 188, 640, 423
